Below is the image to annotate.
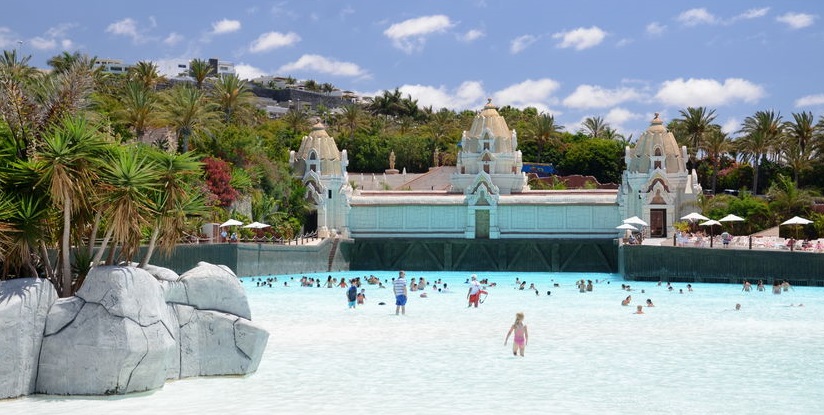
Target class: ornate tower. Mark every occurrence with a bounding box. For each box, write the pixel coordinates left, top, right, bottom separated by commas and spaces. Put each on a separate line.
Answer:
619, 113, 701, 237
290, 121, 351, 237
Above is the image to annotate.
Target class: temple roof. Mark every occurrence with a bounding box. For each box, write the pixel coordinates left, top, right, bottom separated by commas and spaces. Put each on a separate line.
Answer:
628, 113, 686, 174
466, 99, 514, 153
292, 122, 343, 177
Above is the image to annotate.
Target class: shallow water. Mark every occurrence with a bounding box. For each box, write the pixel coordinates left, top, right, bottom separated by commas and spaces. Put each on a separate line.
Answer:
4, 271, 824, 415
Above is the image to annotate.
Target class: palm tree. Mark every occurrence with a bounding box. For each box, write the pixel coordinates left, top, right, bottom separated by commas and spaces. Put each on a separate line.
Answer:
282, 108, 311, 135
581, 116, 607, 139
337, 104, 365, 141
766, 174, 815, 221
700, 127, 730, 195
128, 60, 164, 90
737, 110, 783, 194
783, 111, 818, 184
209, 73, 255, 124
93, 146, 160, 265
675, 107, 717, 160
158, 84, 220, 152
189, 58, 213, 89
116, 80, 158, 141
34, 116, 106, 296
528, 113, 564, 163
139, 150, 205, 267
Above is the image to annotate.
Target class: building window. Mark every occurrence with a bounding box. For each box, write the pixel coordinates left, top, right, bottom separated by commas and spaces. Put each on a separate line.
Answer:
328, 190, 332, 199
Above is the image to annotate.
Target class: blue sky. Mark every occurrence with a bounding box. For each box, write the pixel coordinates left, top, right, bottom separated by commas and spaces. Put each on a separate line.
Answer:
2, 0, 823, 138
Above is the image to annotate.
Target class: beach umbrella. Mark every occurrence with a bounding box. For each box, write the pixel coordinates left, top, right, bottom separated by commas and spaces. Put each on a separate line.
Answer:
681, 212, 710, 222
243, 221, 272, 229
699, 219, 722, 246
623, 216, 648, 227
719, 214, 745, 223
719, 213, 745, 235
616, 223, 638, 231
220, 219, 243, 228
781, 216, 813, 239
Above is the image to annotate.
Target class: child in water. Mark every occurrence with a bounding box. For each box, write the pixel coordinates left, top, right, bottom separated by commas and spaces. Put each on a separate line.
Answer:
504, 312, 529, 357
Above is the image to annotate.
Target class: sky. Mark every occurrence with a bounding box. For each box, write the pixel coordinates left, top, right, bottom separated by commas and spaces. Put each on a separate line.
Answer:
2, 0, 823, 139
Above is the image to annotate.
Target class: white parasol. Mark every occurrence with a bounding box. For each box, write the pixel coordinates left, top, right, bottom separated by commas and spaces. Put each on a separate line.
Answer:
243, 221, 272, 229
616, 223, 639, 231
623, 216, 649, 227
681, 212, 710, 222
719, 214, 745, 223
219, 219, 243, 228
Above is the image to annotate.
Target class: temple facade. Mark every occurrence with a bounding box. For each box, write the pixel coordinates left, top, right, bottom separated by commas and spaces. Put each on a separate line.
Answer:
619, 113, 701, 237
290, 101, 699, 241
289, 122, 352, 238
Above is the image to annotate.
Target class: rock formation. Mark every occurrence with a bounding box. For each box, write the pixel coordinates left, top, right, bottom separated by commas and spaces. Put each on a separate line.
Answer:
0, 262, 268, 399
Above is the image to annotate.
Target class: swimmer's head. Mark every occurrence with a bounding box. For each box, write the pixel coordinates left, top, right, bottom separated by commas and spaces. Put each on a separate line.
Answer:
471, 274, 477, 280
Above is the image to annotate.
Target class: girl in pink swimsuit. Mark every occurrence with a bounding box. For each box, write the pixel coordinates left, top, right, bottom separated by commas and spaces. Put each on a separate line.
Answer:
504, 312, 529, 357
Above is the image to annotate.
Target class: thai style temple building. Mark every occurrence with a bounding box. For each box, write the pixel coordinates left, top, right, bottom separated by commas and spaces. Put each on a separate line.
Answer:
289, 122, 351, 238
619, 113, 701, 238
289, 103, 698, 271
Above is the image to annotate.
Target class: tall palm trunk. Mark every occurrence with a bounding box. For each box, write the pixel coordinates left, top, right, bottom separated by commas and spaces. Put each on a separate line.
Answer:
87, 211, 102, 256
139, 226, 161, 268
92, 226, 115, 266
59, 192, 72, 296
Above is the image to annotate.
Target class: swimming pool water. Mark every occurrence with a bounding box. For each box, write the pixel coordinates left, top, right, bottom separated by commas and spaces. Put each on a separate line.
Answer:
4, 271, 824, 415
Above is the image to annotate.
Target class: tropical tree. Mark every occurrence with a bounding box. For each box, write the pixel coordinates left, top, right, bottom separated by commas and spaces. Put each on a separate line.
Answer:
34, 117, 106, 296
766, 174, 816, 222
737, 110, 783, 194
158, 84, 220, 152
337, 104, 366, 141
209, 73, 255, 124
92, 146, 160, 265
782, 111, 818, 184
700, 127, 731, 195
128, 60, 163, 90
139, 149, 205, 267
527, 112, 564, 163
580, 116, 608, 139
115, 80, 158, 141
189, 58, 213, 89
282, 108, 311, 135
674, 106, 717, 160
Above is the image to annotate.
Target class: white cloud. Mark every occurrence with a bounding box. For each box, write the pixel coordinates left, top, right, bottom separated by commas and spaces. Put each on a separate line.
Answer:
399, 81, 486, 111
383, 15, 454, 53
0, 27, 17, 48
720, 118, 740, 134
29, 36, 56, 50
163, 32, 184, 46
646, 22, 666, 36
458, 29, 485, 42
493, 78, 561, 110
677, 8, 718, 26
736, 7, 769, 20
795, 94, 824, 107
604, 107, 643, 132
339, 6, 355, 20
277, 54, 368, 78
552, 26, 606, 50
510, 34, 538, 54
655, 78, 765, 107
235, 63, 268, 81
106, 17, 146, 43
563, 85, 643, 109
61, 39, 73, 49
212, 19, 241, 35
776, 12, 816, 29
249, 31, 301, 53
